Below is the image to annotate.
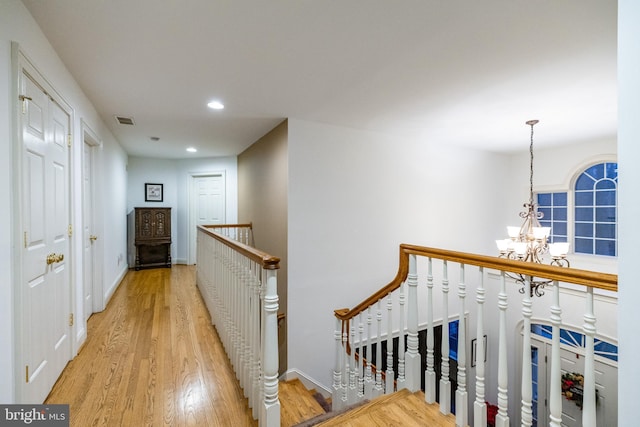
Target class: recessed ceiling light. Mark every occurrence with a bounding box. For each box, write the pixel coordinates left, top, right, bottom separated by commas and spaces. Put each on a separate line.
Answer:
186, 147, 197, 153
207, 100, 224, 110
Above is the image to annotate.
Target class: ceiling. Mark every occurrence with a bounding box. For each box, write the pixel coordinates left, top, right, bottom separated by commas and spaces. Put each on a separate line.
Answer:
22, 0, 617, 159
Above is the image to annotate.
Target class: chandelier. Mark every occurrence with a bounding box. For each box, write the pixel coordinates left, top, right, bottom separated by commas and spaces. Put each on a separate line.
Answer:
496, 120, 570, 296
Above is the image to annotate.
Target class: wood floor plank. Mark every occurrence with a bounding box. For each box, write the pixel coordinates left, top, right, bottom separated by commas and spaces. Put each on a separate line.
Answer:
45, 266, 258, 427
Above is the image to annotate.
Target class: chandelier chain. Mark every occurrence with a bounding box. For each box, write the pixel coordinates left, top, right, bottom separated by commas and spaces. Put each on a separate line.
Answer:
529, 121, 535, 206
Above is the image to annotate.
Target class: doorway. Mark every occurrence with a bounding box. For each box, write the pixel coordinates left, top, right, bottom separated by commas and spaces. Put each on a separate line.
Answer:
82, 121, 103, 319
188, 173, 226, 264
529, 330, 618, 426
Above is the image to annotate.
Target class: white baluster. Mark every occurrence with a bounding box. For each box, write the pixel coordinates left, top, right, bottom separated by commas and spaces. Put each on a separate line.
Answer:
332, 317, 343, 411
358, 314, 365, 399
456, 264, 468, 427
261, 268, 280, 427
364, 307, 374, 399
425, 257, 436, 404
251, 268, 260, 419
385, 294, 395, 394
496, 272, 510, 427
397, 282, 406, 390
549, 280, 562, 427
349, 320, 358, 403
374, 300, 384, 397
474, 267, 487, 427
341, 327, 349, 406
582, 287, 597, 427
440, 260, 451, 415
521, 278, 533, 427
405, 254, 420, 391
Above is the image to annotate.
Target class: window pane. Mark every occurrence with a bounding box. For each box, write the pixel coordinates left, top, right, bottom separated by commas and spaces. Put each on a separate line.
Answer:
554, 221, 567, 236
449, 320, 459, 361
596, 190, 616, 205
560, 329, 584, 347
595, 239, 616, 256
575, 191, 594, 206
537, 193, 551, 205
596, 207, 616, 222
585, 163, 605, 180
575, 223, 593, 237
538, 207, 551, 220
576, 174, 595, 190
596, 180, 616, 190
596, 224, 616, 238
594, 339, 619, 362
575, 238, 593, 254
575, 208, 593, 221
553, 192, 567, 205
553, 207, 567, 220
531, 324, 552, 339
540, 220, 551, 228
605, 162, 618, 180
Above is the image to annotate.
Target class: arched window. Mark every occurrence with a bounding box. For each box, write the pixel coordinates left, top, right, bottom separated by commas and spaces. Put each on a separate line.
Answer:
574, 162, 617, 256
536, 161, 618, 257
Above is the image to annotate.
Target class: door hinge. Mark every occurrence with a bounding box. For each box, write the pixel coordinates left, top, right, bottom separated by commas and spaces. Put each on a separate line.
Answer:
24, 231, 27, 248
68, 224, 73, 237
67, 134, 72, 147
545, 355, 548, 363
25, 365, 29, 383
69, 313, 74, 327
18, 95, 32, 114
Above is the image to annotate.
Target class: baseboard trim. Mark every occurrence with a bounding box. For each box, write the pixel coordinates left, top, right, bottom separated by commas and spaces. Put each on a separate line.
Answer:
105, 265, 128, 306
281, 369, 332, 399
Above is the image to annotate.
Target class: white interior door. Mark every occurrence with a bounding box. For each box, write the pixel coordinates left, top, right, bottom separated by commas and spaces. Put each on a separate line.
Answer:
82, 141, 95, 321
20, 67, 72, 403
188, 173, 225, 264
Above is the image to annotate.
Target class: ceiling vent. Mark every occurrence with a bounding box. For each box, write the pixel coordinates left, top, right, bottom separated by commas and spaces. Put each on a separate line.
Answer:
115, 115, 135, 125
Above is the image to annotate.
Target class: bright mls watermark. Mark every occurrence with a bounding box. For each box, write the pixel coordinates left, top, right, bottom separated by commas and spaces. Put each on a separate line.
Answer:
0, 405, 69, 426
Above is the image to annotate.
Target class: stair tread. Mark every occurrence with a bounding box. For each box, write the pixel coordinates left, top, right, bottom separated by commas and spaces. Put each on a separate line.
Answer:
280, 379, 327, 426
315, 389, 456, 427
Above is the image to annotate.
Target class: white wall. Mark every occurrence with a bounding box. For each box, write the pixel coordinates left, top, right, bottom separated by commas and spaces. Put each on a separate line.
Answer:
617, 1, 640, 425
127, 156, 238, 264
287, 118, 508, 389
0, 0, 128, 403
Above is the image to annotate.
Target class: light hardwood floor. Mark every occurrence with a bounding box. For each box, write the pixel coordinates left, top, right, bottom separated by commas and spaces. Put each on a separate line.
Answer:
45, 265, 258, 427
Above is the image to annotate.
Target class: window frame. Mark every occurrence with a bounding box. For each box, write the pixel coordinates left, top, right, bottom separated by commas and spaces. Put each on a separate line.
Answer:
534, 159, 618, 259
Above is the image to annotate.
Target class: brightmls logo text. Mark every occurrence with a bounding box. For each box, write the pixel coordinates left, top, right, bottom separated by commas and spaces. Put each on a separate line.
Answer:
0, 405, 68, 426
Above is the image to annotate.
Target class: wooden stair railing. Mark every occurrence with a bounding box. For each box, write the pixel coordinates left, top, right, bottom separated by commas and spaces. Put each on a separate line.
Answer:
333, 243, 617, 427
204, 222, 255, 246
197, 224, 280, 427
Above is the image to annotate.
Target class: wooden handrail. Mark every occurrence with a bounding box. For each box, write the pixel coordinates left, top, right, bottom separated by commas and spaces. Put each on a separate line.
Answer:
203, 223, 253, 230
335, 243, 617, 321
198, 225, 279, 270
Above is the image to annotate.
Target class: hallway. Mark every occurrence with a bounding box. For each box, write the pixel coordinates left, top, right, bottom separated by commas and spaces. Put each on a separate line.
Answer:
45, 266, 257, 426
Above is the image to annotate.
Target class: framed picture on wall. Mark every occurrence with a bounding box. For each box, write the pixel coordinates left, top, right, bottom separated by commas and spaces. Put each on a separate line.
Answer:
471, 335, 487, 367
145, 183, 163, 202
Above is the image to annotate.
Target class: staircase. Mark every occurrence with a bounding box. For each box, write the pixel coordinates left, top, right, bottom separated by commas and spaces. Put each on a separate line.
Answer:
280, 379, 456, 427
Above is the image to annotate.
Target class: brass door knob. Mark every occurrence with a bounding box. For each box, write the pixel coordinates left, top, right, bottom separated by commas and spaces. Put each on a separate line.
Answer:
46, 253, 56, 265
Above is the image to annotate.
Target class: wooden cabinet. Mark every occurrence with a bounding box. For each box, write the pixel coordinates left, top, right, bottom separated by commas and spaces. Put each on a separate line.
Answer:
133, 207, 172, 270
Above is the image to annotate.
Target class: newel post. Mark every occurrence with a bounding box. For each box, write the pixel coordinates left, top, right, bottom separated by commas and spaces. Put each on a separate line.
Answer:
261, 267, 280, 427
